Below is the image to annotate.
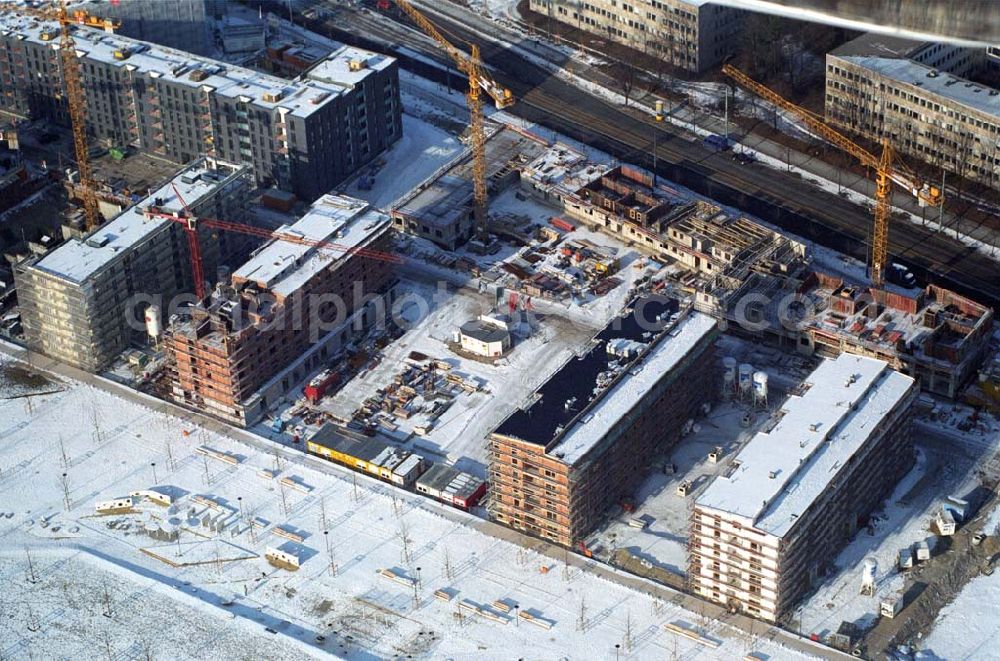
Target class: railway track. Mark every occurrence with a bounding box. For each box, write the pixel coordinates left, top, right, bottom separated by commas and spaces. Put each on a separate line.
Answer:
303, 4, 1000, 309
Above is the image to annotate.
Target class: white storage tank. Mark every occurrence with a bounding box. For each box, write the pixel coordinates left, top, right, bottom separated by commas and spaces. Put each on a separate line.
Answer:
752, 370, 769, 404
144, 305, 161, 338
861, 558, 878, 595
738, 363, 754, 396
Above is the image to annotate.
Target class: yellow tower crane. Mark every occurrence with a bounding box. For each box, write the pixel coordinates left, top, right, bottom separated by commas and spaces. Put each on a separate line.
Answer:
14, 1, 107, 230
393, 1, 514, 244
721, 64, 943, 287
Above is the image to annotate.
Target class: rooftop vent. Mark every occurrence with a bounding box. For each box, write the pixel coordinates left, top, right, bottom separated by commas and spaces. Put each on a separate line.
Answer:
927, 69, 939, 78
262, 90, 283, 103
86, 234, 112, 248
348, 58, 366, 72
189, 69, 209, 82
768, 470, 777, 479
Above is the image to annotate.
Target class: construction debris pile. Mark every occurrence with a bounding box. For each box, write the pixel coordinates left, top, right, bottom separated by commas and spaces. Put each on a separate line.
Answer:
348, 352, 487, 440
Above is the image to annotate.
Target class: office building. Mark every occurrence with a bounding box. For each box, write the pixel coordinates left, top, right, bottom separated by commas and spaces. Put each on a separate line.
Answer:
528, 0, 742, 72
826, 33, 1000, 190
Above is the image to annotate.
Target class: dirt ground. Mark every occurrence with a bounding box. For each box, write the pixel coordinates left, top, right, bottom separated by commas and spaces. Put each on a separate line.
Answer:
862, 467, 1000, 658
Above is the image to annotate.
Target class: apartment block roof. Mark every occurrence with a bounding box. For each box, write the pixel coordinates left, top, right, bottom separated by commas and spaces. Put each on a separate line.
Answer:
305, 44, 394, 87
837, 56, 1000, 119
232, 194, 390, 298
695, 354, 915, 538
549, 311, 718, 465
493, 295, 718, 466
829, 32, 929, 59
0, 13, 356, 118
33, 158, 244, 284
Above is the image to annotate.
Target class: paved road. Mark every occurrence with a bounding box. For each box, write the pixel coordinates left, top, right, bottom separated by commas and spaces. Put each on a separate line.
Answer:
0, 340, 849, 659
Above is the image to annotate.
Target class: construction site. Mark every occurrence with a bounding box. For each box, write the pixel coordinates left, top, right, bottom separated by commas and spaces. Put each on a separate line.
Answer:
1, 0, 1000, 659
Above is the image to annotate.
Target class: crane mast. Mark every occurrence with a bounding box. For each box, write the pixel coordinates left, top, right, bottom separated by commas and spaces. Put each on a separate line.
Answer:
392, 0, 514, 244
13, 1, 104, 230
721, 64, 943, 287
57, 2, 100, 231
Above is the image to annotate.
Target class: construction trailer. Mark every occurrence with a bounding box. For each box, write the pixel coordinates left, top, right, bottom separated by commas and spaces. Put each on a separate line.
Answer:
690, 354, 919, 623
488, 295, 719, 547
415, 463, 487, 511
307, 424, 427, 488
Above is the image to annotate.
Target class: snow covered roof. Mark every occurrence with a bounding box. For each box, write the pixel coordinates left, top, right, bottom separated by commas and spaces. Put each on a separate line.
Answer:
695, 354, 916, 538
460, 319, 509, 344
0, 14, 343, 118
33, 159, 245, 284
416, 463, 484, 500
829, 32, 928, 59
838, 56, 1000, 119
306, 44, 394, 88
494, 295, 718, 466
232, 194, 390, 298
548, 311, 719, 465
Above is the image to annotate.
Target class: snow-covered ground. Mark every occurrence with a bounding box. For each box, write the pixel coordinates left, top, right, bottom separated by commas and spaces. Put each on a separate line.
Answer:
0, 548, 315, 660
317, 208, 657, 475
342, 113, 464, 210
922, 571, 1000, 659
315, 275, 598, 475
589, 400, 772, 576
0, 352, 820, 659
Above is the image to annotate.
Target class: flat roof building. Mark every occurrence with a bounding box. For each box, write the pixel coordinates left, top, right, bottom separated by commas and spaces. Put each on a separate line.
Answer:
391, 126, 547, 250
415, 463, 488, 511
71, 0, 213, 55
14, 158, 251, 372
165, 194, 397, 427
0, 13, 401, 201
690, 354, 918, 622
488, 295, 719, 546
826, 33, 1000, 190
528, 0, 742, 72
307, 424, 427, 488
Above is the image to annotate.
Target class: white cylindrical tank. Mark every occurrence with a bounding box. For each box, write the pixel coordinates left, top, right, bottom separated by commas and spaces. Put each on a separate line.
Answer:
861, 558, 878, 592
738, 363, 754, 394
144, 305, 161, 338
753, 371, 769, 401
723, 356, 737, 380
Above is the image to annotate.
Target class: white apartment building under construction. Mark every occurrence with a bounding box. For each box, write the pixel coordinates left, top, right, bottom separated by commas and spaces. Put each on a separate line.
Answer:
689, 353, 918, 622
14, 158, 251, 372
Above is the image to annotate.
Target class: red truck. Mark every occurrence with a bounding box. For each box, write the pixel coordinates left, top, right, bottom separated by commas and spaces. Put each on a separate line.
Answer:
303, 370, 340, 404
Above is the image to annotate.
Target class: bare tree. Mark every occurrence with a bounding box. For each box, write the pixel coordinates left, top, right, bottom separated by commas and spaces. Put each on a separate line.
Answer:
398, 521, 412, 565
617, 59, 638, 108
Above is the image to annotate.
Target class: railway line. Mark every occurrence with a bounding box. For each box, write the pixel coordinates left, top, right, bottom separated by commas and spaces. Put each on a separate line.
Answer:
302, 4, 1000, 308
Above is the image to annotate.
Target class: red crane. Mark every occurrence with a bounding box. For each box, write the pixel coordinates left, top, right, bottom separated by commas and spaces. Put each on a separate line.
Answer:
144, 185, 403, 300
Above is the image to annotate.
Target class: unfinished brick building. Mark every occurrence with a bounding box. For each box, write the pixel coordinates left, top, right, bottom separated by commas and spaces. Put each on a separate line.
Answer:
690, 354, 918, 622
165, 194, 396, 426
488, 296, 719, 547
